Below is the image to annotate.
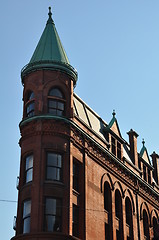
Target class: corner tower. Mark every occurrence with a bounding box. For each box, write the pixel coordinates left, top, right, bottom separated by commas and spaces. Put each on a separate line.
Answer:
12, 7, 78, 240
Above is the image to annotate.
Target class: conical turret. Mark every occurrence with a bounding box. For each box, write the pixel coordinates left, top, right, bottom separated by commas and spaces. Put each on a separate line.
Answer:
21, 7, 77, 85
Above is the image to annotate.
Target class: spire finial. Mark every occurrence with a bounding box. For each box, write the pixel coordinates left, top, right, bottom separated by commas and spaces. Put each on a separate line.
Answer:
48, 7, 52, 18
142, 138, 145, 147
47, 6, 54, 24
112, 109, 116, 117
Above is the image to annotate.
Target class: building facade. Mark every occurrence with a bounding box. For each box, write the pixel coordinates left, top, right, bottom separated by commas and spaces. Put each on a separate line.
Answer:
11, 7, 159, 240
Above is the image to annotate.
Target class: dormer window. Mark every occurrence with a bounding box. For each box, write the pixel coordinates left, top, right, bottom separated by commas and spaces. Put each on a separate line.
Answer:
111, 136, 122, 160
26, 91, 35, 117
48, 88, 65, 116
111, 137, 116, 155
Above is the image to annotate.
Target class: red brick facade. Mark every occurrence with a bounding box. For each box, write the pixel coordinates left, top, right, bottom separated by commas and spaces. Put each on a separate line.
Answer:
11, 10, 159, 240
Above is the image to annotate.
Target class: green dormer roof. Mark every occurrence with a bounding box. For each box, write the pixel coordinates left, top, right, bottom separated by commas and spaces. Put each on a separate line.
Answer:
139, 139, 151, 165
21, 7, 77, 85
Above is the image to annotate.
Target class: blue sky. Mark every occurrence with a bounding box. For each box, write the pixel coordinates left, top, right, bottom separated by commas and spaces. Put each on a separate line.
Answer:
1, 1, 159, 239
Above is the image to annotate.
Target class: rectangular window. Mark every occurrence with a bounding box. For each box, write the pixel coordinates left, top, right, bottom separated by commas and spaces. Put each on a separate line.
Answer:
46, 153, 62, 181
72, 204, 79, 238
44, 198, 62, 232
148, 169, 151, 184
25, 155, 33, 183
23, 200, 31, 233
143, 165, 147, 181
111, 137, 116, 155
73, 161, 79, 192
117, 142, 121, 160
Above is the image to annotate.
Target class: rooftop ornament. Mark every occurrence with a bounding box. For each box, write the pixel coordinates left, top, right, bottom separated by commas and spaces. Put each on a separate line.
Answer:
47, 6, 54, 24
112, 109, 116, 118
142, 139, 145, 147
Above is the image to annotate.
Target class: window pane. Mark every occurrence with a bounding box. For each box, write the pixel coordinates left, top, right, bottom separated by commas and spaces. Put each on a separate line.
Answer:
45, 215, 55, 231
48, 100, 56, 108
46, 199, 56, 215
28, 92, 34, 100
56, 169, 61, 181
49, 109, 56, 115
73, 204, 79, 237
23, 200, 31, 218
23, 217, 30, 233
58, 102, 64, 111
45, 198, 62, 232
26, 155, 33, 170
47, 153, 57, 166
45, 215, 61, 232
49, 88, 63, 98
57, 110, 63, 116
47, 167, 57, 180
47, 154, 62, 181
27, 102, 34, 113
26, 169, 33, 182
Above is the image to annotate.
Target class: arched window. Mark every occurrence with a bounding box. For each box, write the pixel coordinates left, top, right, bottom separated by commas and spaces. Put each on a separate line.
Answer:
26, 91, 35, 117
48, 88, 65, 116
115, 190, 123, 240
143, 210, 150, 240
152, 217, 159, 240
104, 182, 113, 240
125, 197, 134, 240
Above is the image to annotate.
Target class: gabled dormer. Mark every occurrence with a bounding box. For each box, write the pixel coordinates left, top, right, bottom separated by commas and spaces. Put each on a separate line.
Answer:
139, 139, 153, 184
103, 110, 124, 160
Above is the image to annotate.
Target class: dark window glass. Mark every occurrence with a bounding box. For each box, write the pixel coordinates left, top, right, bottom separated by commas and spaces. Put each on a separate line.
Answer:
46, 153, 62, 181
143, 165, 147, 181
26, 91, 35, 117
117, 142, 121, 160
72, 204, 79, 238
48, 88, 65, 116
143, 210, 150, 240
23, 200, 31, 234
148, 169, 151, 184
49, 88, 63, 98
25, 155, 33, 183
73, 161, 79, 192
125, 197, 134, 240
153, 217, 159, 240
111, 137, 116, 155
115, 190, 123, 240
44, 198, 62, 232
104, 182, 113, 240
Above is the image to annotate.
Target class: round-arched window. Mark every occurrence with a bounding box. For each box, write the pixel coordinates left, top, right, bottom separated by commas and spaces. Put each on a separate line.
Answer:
48, 88, 65, 116
26, 91, 35, 117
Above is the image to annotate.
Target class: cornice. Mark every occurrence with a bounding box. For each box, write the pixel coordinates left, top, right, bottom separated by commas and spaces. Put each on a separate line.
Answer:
19, 115, 159, 199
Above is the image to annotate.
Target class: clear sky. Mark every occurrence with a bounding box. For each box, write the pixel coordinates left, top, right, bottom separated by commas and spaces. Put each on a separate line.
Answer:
1, 1, 159, 239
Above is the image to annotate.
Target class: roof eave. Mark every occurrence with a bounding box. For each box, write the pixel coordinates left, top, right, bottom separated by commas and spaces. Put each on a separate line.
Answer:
21, 60, 78, 85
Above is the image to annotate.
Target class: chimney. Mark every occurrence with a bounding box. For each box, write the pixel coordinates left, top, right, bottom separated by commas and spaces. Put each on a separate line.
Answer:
151, 151, 159, 185
127, 129, 139, 167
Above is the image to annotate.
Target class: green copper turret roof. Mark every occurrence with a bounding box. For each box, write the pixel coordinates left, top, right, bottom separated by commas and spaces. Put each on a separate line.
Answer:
21, 7, 77, 85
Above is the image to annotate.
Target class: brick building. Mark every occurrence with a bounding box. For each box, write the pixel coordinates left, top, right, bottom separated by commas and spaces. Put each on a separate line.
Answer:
11, 7, 159, 240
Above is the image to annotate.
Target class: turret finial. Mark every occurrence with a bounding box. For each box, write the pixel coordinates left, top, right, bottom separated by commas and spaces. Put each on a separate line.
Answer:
112, 109, 116, 117
142, 138, 145, 147
47, 7, 54, 24
48, 7, 52, 18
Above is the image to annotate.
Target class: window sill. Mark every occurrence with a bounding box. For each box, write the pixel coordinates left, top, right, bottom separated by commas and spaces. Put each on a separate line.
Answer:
44, 180, 65, 187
